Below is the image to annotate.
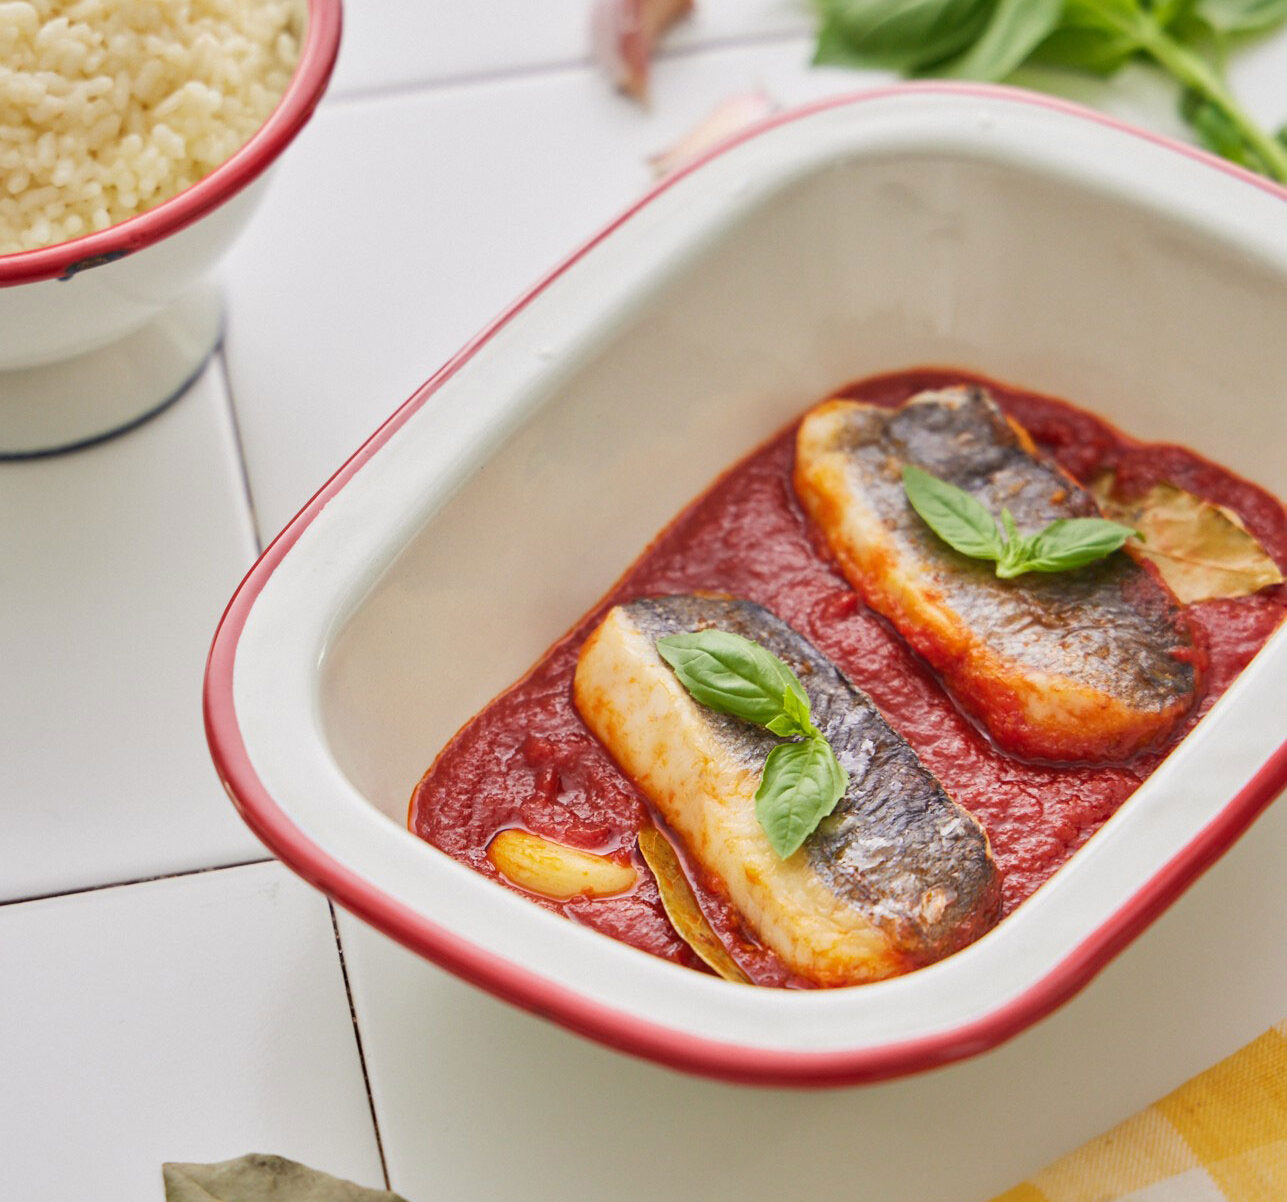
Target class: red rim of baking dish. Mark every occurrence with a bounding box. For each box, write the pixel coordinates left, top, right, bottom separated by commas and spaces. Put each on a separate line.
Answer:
204, 82, 1287, 1087
0, 0, 343, 287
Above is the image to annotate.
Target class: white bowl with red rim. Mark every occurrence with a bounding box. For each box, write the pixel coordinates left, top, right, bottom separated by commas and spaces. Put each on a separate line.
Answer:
204, 83, 1287, 1087
0, 0, 342, 458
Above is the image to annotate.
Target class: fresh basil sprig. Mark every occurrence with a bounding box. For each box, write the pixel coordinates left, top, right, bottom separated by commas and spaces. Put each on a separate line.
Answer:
655, 630, 849, 859
902, 464, 1137, 579
812, 0, 1287, 184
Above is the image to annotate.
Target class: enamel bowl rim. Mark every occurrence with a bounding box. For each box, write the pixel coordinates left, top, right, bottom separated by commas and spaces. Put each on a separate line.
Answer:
204, 82, 1287, 1086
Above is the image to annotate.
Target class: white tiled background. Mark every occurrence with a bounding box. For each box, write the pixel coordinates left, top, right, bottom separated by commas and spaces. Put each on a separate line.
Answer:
3, 6, 1285, 1200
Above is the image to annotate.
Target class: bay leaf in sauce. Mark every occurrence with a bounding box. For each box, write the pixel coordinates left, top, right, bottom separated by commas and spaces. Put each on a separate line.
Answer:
638, 826, 751, 985
1092, 473, 1284, 603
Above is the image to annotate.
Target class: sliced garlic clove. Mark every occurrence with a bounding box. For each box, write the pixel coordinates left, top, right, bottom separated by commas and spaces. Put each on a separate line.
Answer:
488, 828, 638, 900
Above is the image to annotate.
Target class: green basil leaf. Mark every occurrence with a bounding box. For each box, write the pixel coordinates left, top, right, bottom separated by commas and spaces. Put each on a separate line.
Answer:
767, 682, 818, 739
1064, 0, 1158, 35
754, 737, 849, 859
658, 625, 853, 858
656, 629, 808, 731
904, 466, 1140, 579
1163, 8, 1219, 47
1193, 0, 1287, 34
813, 0, 1287, 182
1020, 0, 1156, 71
995, 509, 1032, 577
812, 10, 900, 68
814, 0, 995, 73
1000, 507, 1022, 545
1027, 24, 1141, 72
1150, 0, 1196, 26
1000, 517, 1138, 577
901, 464, 1004, 561
942, 0, 1065, 79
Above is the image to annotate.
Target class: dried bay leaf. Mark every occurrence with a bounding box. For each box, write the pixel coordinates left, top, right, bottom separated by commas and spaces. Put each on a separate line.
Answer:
163, 1154, 408, 1202
1091, 473, 1284, 604
638, 825, 750, 984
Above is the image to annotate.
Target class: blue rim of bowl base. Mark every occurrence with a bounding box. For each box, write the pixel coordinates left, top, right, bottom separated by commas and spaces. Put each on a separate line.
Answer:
0, 281, 223, 460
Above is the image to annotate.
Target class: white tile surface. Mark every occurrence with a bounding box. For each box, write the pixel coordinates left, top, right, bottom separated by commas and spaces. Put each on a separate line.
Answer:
330, 0, 811, 98
0, 861, 385, 1200
0, 357, 267, 901
340, 793, 1287, 1202
1227, 32, 1287, 127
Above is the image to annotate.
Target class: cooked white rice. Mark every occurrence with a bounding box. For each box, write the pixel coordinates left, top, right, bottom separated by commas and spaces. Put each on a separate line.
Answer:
0, 0, 303, 256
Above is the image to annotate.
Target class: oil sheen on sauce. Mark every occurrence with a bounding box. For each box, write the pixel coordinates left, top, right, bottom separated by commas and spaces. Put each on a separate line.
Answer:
409, 370, 1287, 987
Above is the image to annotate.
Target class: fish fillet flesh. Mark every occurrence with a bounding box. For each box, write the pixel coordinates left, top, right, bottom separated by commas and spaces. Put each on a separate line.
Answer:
794, 386, 1199, 762
573, 596, 1001, 986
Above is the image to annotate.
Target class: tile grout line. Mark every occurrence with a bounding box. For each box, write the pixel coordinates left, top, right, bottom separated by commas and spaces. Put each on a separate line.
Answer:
327, 902, 393, 1191
327, 26, 811, 106
0, 856, 275, 908
213, 345, 267, 557
330, 52, 590, 105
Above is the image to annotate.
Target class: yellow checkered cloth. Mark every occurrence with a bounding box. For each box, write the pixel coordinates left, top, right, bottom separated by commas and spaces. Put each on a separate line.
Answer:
992, 1021, 1287, 1201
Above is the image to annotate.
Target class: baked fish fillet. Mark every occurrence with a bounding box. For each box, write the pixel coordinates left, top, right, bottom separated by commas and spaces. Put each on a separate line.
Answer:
794, 386, 1199, 763
573, 596, 1000, 986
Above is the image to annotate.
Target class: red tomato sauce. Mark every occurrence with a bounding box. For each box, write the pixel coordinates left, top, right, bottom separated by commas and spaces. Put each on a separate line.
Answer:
409, 370, 1287, 987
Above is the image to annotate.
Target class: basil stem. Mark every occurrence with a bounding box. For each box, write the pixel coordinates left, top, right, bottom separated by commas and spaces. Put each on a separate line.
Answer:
1140, 24, 1287, 181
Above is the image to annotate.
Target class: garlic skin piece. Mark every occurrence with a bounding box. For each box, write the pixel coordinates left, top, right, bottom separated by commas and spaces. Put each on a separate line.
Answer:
590, 0, 695, 101
487, 829, 638, 901
647, 89, 780, 176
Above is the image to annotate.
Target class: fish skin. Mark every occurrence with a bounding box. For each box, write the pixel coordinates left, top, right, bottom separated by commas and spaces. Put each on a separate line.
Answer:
794, 386, 1200, 763
573, 595, 1001, 986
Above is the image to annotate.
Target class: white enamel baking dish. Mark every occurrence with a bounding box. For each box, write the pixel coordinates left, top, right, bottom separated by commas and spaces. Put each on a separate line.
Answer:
205, 84, 1287, 1085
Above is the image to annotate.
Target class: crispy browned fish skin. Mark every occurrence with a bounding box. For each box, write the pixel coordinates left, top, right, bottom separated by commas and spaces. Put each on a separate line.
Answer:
794, 386, 1199, 763
573, 596, 1001, 987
